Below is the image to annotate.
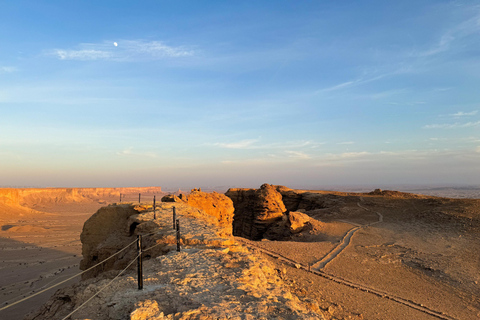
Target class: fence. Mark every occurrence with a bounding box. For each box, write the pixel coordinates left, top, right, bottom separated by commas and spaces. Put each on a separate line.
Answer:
0, 205, 181, 320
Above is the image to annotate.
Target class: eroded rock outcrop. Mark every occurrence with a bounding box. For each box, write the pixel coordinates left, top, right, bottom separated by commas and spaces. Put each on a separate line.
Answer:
226, 184, 349, 240
226, 183, 286, 240
0, 187, 165, 219
186, 190, 235, 235
80, 193, 235, 279
27, 193, 325, 320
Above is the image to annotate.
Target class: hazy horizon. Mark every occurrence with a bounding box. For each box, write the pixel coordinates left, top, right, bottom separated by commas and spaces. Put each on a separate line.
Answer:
1, 1, 479, 188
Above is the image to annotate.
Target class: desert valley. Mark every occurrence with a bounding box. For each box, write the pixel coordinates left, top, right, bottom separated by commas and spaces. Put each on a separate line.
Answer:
0, 185, 479, 320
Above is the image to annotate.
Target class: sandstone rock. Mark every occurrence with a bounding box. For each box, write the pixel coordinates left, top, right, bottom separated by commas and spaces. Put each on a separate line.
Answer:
27, 247, 325, 320
79, 195, 235, 279
226, 184, 286, 240
160, 194, 185, 202
186, 190, 235, 235
288, 211, 311, 233
79, 204, 139, 279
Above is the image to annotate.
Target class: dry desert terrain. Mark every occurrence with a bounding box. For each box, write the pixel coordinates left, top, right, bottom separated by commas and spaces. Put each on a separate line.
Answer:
0, 186, 479, 320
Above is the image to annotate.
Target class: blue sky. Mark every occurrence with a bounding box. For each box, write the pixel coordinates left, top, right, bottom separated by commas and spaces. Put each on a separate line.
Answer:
1, 1, 479, 189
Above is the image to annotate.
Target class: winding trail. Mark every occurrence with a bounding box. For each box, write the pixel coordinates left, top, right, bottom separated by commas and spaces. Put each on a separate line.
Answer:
311, 199, 384, 270
235, 237, 458, 320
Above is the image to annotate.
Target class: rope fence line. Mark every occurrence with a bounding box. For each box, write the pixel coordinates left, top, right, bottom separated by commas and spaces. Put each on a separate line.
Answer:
1, 205, 181, 316
60, 253, 141, 320
0, 238, 138, 312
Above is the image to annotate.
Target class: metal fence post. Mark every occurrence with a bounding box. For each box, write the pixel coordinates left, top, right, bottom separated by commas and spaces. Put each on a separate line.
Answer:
119, 193, 122, 202
153, 195, 156, 219
176, 219, 180, 252
139, 193, 141, 203
172, 206, 176, 229
137, 235, 143, 290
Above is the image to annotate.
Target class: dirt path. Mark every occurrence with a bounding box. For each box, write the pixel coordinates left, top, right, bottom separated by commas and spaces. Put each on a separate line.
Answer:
236, 237, 458, 320
311, 200, 384, 270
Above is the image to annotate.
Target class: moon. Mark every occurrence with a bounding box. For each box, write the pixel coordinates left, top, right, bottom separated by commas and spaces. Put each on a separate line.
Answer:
113, 42, 118, 47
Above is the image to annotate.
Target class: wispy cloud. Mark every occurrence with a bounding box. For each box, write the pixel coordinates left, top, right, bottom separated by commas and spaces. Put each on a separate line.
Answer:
0, 66, 17, 73
412, 10, 480, 58
338, 151, 370, 159
450, 110, 478, 117
50, 39, 194, 61
214, 139, 258, 149
315, 75, 386, 94
285, 150, 311, 159
116, 147, 158, 158
424, 121, 480, 129
337, 141, 354, 145
212, 139, 322, 150
55, 49, 112, 61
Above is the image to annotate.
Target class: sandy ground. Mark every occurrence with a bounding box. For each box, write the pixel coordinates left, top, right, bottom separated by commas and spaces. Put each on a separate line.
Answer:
0, 191, 157, 320
0, 204, 101, 319
1, 190, 479, 320
239, 196, 480, 320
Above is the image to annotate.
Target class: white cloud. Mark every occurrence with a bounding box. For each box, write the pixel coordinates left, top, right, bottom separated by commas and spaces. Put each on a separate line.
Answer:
54, 49, 112, 60
412, 10, 480, 58
214, 139, 258, 149
116, 148, 157, 158
338, 151, 370, 159
285, 150, 311, 159
212, 139, 321, 150
337, 141, 354, 145
50, 39, 194, 61
424, 121, 480, 129
450, 110, 478, 117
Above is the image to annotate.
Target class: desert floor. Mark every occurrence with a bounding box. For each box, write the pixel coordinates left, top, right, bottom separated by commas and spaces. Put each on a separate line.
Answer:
239, 196, 480, 320
0, 192, 149, 320
1, 191, 479, 320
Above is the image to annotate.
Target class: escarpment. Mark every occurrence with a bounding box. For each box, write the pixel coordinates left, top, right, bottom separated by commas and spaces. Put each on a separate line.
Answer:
226, 184, 341, 240
27, 191, 325, 320
79, 193, 235, 279
225, 184, 287, 240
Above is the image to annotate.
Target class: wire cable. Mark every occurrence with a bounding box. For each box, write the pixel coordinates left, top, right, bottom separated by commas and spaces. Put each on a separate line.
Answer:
0, 238, 138, 312
142, 241, 166, 253
61, 253, 141, 320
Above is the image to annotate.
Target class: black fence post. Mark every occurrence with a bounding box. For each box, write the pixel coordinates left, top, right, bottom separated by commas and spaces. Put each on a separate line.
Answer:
176, 219, 181, 252
139, 193, 141, 203
137, 235, 143, 290
172, 206, 176, 229
119, 193, 122, 202
153, 195, 156, 219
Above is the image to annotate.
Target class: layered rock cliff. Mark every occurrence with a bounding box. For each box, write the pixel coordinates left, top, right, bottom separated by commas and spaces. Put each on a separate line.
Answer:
225, 184, 286, 240
0, 187, 164, 219
26, 194, 325, 320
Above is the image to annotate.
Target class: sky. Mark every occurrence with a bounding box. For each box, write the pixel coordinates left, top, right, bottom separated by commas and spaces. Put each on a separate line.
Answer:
1, 0, 479, 189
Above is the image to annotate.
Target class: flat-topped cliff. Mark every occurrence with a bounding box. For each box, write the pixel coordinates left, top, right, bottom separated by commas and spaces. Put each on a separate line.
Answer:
0, 187, 164, 219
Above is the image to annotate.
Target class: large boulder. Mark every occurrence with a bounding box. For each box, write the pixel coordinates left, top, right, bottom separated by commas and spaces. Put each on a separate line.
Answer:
186, 190, 235, 235
226, 183, 286, 240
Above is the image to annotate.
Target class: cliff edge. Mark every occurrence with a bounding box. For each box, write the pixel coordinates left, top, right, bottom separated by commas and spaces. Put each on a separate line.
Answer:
26, 193, 324, 319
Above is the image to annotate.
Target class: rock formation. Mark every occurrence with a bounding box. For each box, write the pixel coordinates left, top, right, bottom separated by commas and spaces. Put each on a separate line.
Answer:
79, 190, 235, 279
0, 187, 164, 219
226, 183, 286, 240
26, 192, 324, 320
161, 189, 235, 235
185, 189, 235, 235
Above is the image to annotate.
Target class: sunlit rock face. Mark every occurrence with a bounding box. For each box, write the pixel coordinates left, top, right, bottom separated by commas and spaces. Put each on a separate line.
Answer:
186, 189, 235, 236
226, 183, 286, 240
79, 190, 235, 279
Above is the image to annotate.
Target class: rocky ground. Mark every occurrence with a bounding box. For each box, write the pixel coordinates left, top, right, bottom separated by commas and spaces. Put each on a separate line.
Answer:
24, 202, 325, 320
0, 186, 479, 320
0, 190, 161, 320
